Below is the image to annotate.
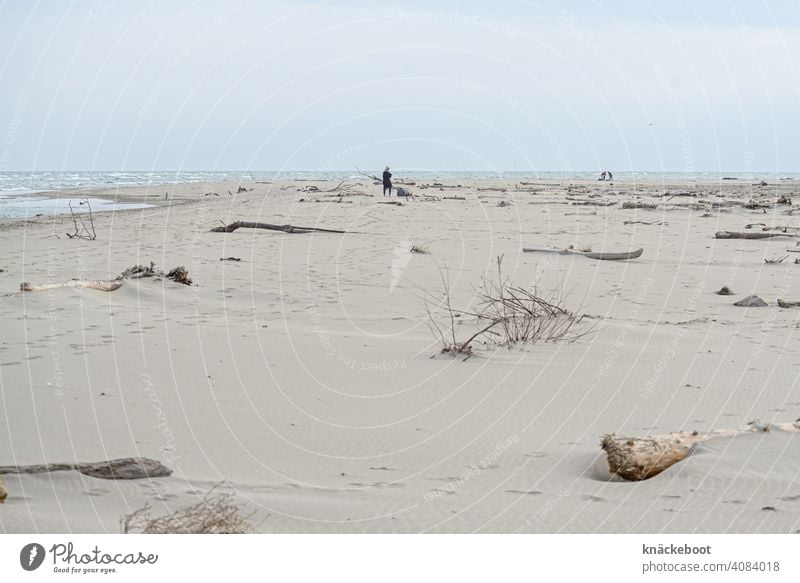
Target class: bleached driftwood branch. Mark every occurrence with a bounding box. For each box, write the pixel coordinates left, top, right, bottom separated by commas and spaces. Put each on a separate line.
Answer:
715, 231, 799, 240
20, 262, 192, 293
20, 280, 123, 292
210, 221, 345, 234
523, 246, 643, 261
0, 457, 171, 480
602, 420, 800, 481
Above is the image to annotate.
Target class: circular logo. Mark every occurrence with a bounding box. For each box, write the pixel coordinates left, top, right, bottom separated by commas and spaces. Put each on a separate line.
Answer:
20, 543, 46, 571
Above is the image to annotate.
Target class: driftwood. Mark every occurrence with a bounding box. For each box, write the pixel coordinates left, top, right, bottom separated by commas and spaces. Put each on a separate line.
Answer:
745, 224, 800, 232
622, 201, 658, 210
624, 220, 666, 226
22, 262, 192, 292
715, 231, 799, 240
523, 246, 643, 261
570, 200, 616, 207
0, 476, 6, 502
211, 221, 345, 234
299, 180, 364, 194
0, 457, 171, 480
355, 166, 380, 181
662, 192, 697, 199
777, 298, 800, 308
298, 198, 353, 204
20, 280, 123, 292
66, 199, 97, 240
119, 263, 192, 286
602, 420, 800, 481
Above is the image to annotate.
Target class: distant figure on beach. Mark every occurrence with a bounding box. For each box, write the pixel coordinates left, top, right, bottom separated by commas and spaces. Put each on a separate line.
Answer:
383, 166, 392, 196
599, 171, 608, 181
607, 170, 613, 181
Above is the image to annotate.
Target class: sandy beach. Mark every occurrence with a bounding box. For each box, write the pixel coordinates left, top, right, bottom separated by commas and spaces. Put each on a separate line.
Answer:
1, 176, 799, 533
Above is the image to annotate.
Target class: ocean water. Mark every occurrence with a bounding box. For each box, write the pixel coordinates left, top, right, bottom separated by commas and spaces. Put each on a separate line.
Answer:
1, 170, 797, 219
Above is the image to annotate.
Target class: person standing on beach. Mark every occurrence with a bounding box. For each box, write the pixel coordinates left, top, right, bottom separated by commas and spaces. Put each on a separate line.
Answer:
383, 166, 393, 196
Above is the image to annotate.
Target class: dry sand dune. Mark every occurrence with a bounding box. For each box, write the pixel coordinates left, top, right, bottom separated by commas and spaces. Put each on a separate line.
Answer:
1, 178, 799, 533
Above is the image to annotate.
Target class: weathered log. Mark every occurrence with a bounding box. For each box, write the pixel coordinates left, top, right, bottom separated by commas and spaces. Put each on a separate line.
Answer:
777, 298, 800, 308
119, 262, 192, 286
603, 420, 800, 481
715, 231, 799, 240
622, 201, 658, 210
0, 457, 171, 480
522, 247, 643, 261
20, 279, 123, 292
210, 221, 345, 234
19, 262, 192, 292
571, 200, 616, 206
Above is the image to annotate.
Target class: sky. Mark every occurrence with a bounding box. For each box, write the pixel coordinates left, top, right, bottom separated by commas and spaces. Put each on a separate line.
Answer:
0, 0, 798, 172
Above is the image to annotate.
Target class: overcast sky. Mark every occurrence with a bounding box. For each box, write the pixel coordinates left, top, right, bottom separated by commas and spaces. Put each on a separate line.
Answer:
1, 0, 798, 172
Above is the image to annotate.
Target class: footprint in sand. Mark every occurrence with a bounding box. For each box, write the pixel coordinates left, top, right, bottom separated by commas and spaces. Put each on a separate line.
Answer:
85, 488, 110, 497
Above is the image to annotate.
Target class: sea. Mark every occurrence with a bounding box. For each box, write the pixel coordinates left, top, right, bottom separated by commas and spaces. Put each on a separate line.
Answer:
1, 170, 797, 219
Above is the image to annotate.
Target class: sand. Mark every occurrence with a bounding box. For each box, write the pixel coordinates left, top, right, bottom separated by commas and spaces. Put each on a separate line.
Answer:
1, 176, 799, 533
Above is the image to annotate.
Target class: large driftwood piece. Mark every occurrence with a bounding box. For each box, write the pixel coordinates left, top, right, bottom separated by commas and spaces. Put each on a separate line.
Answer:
602, 420, 800, 481
20, 262, 192, 293
119, 262, 192, 285
622, 201, 658, 210
0, 457, 172, 480
777, 298, 800, 308
21, 280, 123, 292
715, 231, 799, 240
570, 200, 616, 207
522, 247, 643, 261
211, 221, 345, 234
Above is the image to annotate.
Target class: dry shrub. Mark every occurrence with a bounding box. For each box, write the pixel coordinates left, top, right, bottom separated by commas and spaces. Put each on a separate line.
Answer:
423, 256, 588, 357
472, 256, 588, 346
121, 488, 254, 534
423, 270, 498, 359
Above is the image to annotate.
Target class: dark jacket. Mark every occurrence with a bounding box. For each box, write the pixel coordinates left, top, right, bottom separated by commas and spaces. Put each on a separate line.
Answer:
382, 170, 392, 187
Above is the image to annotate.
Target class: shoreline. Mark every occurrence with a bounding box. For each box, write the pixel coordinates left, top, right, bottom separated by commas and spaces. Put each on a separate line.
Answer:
2, 174, 796, 224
